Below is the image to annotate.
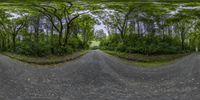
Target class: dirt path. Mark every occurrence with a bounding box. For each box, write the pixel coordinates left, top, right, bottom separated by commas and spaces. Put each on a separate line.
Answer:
0, 50, 200, 100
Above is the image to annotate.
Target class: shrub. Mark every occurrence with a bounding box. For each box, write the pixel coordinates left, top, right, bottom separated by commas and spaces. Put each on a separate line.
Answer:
100, 34, 191, 55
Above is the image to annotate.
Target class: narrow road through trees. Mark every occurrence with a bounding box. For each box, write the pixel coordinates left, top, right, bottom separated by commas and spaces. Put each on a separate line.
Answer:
0, 50, 200, 100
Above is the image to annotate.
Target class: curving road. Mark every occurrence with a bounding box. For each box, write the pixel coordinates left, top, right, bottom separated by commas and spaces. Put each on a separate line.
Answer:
0, 50, 200, 100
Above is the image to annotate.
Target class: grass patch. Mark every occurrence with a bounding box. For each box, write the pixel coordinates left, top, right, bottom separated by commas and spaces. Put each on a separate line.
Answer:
3, 50, 89, 65
103, 50, 189, 67
131, 61, 171, 67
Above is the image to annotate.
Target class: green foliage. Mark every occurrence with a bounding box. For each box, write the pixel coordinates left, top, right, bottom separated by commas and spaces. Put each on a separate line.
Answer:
101, 34, 188, 55
16, 40, 50, 56
0, 1, 96, 57
12, 35, 86, 57
1, 1, 200, 57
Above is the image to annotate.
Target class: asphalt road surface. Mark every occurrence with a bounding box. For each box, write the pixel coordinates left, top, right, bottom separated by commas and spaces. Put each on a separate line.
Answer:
0, 50, 200, 100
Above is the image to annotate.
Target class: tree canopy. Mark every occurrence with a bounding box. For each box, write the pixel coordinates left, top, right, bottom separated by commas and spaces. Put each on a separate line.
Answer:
0, 1, 200, 56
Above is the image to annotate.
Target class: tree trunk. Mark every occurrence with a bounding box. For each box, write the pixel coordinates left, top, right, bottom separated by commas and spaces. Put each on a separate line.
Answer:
7, 38, 10, 49
12, 34, 16, 52
0, 39, 2, 50
2, 39, 5, 50
181, 39, 185, 50
63, 24, 70, 46
137, 21, 140, 34
58, 32, 62, 46
34, 16, 40, 56
50, 24, 54, 54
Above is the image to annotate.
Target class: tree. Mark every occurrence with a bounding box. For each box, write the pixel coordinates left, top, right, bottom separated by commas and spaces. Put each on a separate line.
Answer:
0, 9, 27, 51
172, 10, 197, 50
189, 31, 200, 52
95, 29, 106, 41
33, 1, 82, 46
0, 9, 11, 50
78, 15, 95, 48
8, 17, 27, 51
112, 6, 133, 42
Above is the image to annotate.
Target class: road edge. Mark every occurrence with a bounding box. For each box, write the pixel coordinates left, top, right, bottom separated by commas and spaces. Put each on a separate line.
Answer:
102, 50, 190, 67
2, 50, 89, 65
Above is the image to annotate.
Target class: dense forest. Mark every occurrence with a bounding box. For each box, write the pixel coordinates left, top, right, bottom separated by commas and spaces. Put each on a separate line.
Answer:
0, 2, 95, 56
100, 2, 200, 55
0, 1, 200, 56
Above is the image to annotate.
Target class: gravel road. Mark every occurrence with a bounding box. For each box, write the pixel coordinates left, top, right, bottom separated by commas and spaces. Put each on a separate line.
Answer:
0, 50, 200, 100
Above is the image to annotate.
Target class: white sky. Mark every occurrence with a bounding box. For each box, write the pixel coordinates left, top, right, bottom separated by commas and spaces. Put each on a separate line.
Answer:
169, 4, 200, 15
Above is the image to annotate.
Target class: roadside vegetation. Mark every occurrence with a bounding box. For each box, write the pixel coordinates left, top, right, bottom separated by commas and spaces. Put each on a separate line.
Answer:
0, 2, 95, 57
0, 1, 200, 65
100, 3, 200, 54
98, 2, 200, 66
3, 50, 88, 65
104, 50, 188, 67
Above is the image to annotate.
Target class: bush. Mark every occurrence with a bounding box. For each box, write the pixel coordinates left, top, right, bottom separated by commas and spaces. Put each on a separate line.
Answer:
100, 34, 191, 55
54, 45, 74, 56
115, 43, 126, 52
15, 40, 52, 57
